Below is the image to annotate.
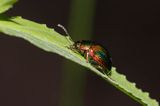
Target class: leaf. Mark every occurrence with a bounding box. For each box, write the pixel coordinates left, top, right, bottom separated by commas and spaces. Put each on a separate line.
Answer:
0, 16, 159, 106
110, 69, 159, 106
0, 0, 17, 14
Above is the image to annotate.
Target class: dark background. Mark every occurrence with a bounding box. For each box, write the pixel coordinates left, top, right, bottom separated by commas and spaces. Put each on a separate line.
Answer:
0, 0, 160, 106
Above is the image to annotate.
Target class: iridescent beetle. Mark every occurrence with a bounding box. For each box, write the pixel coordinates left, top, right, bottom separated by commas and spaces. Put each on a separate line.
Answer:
58, 24, 112, 75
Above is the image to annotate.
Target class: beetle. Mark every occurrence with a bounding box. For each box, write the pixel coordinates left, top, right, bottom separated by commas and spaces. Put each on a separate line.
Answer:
57, 24, 112, 75
71, 40, 112, 75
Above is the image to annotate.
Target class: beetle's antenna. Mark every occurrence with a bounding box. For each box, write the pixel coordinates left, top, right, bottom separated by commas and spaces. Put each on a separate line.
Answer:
57, 24, 74, 44
57, 24, 70, 36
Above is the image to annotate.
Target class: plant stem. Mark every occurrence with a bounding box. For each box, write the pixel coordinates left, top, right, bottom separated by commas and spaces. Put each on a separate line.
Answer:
59, 0, 96, 106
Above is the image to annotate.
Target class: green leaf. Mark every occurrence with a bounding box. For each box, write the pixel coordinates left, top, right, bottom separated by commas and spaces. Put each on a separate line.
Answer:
0, 16, 159, 106
111, 69, 159, 106
0, 0, 17, 14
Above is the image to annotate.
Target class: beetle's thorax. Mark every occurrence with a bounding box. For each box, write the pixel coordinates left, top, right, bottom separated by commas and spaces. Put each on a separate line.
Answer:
74, 41, 91, 53
79, 44, 91, 51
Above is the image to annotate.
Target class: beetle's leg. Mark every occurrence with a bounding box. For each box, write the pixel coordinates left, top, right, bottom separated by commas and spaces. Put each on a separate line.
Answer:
102, 70, 107, 75
86, 51, 89, 63
84, 50, 90, 63
106, 70, 112, 76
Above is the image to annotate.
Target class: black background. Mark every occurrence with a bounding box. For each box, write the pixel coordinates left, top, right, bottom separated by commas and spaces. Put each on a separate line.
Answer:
0, 0, 160, 106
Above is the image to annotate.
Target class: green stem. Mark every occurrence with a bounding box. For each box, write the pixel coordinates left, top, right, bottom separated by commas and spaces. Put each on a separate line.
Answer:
59, 0, 96, 106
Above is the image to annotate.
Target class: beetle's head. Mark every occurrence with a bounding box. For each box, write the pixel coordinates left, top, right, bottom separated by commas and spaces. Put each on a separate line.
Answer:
74, 41, 82, 49
70, 41, 81, 50
69, 41, 83, 54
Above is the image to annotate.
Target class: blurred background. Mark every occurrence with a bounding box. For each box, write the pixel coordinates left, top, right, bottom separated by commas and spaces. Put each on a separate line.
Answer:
0, 0, 160, 106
